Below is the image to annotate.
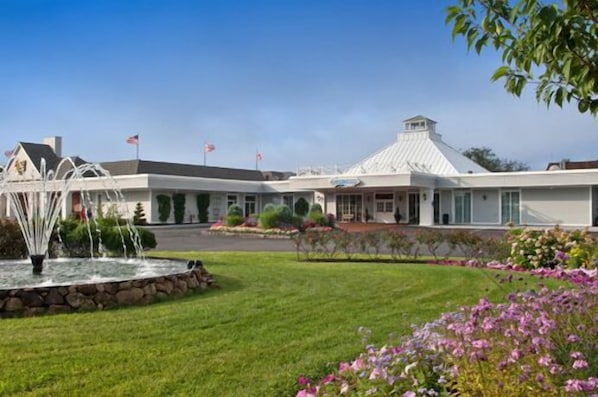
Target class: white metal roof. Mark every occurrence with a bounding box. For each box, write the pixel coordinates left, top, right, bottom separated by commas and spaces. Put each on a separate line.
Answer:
344, 116, 488, 176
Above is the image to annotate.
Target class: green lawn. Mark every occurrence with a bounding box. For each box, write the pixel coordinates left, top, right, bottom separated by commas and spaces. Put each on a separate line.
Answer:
0, 252, 553, 396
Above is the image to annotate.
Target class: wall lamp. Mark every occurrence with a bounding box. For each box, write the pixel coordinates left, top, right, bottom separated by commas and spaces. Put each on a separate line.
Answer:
423, 193, 427, 201
482, 194, 487, 200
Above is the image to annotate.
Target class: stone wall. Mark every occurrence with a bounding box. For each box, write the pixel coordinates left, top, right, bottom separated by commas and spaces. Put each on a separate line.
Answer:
0, 266, 215, 318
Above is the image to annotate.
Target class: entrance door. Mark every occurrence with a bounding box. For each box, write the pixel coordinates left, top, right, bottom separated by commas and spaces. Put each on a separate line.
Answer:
454, 191, 472, 224
408, 193, 420, 224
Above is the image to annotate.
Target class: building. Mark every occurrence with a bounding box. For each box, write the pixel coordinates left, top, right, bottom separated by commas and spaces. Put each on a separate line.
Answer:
2, 116, 598, 227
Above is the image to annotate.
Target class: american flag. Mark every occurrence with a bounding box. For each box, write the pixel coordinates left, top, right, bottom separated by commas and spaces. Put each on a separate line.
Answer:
204, 143, 215, 153
4, 150, 13, 157
126, 134, 139, 145
256, 151, 263, 161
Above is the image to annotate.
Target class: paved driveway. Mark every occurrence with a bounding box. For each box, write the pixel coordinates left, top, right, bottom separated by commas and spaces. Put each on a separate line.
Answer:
147, 225, 294, 252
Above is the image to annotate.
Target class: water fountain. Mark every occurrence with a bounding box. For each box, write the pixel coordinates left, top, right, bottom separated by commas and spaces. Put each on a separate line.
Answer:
0, 154, 213, 317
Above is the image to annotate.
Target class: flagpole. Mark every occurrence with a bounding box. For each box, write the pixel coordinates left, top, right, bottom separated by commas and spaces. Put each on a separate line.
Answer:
255, 149, 258, 170
203, 141, 206, 166
136, 138, 139, 160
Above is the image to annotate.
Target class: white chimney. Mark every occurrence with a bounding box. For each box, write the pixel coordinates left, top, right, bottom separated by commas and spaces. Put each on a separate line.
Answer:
43, 136, 63, 157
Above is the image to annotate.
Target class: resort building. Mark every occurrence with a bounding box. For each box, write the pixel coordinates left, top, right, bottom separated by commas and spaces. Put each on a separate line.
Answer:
2, 115, 598, 228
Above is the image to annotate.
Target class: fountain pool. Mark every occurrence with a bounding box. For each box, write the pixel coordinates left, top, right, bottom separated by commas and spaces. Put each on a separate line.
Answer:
0, 258, 214, 318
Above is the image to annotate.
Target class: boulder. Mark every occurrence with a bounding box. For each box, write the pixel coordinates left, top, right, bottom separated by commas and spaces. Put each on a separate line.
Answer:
4, 297, 24, 312
20, 291, 45, 307
116, 288, 144, 305
45, 289, 65, 305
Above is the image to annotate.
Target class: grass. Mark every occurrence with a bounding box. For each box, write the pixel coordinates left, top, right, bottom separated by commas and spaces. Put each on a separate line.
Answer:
0, 251, 559, 396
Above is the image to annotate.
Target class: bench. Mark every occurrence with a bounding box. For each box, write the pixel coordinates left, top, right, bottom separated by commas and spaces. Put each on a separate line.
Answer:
341, 213, 354, 222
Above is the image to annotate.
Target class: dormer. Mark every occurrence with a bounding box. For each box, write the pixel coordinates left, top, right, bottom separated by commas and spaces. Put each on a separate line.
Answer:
403, 115, 437, 133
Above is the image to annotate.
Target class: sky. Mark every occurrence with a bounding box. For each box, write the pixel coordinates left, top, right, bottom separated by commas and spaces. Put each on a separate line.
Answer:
1, 0, 596, 172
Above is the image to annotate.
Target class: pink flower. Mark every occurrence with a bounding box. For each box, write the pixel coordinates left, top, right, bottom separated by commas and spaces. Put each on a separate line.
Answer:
572, 359, 588, 369
403, 392, 416, 397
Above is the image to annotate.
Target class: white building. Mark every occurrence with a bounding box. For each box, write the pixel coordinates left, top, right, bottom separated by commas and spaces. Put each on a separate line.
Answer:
2, 116, 598, 228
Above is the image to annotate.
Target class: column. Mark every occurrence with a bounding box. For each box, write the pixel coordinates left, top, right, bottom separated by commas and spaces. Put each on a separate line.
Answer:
419, 187, 435, 226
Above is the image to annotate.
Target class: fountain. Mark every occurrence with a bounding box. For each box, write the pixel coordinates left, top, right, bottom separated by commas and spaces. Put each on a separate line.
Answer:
0, 154, 214, 317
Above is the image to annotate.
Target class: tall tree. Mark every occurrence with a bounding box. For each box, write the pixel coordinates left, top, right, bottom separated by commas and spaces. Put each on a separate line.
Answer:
463, 146, 530, 171
446, 0, 598, 115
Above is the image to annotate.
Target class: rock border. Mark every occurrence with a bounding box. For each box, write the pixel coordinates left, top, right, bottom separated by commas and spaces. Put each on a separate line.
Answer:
0, 259, 215, 318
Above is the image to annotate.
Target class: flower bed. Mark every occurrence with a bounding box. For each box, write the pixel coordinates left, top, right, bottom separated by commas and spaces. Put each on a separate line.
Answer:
296, 268, 597, 396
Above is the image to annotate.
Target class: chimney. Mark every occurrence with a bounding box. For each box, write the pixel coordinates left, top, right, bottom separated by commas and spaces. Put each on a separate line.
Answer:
43, 136, 63, 157
560, 158, 570, 170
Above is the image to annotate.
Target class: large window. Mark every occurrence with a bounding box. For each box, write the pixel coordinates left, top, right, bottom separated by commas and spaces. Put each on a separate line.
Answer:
244, 195, 257, 216
501, 191, 520, 225
454, 191, 471, 224
375, 193, 394, 213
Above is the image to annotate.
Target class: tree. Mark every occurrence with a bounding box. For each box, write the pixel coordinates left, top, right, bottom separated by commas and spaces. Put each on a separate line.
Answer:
133, 202, 147, 225
462, 146, 530, 171
446, 0, 598, 114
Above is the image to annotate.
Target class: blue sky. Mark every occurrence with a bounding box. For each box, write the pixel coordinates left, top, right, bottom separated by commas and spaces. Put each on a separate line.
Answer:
1, 0, 596, 172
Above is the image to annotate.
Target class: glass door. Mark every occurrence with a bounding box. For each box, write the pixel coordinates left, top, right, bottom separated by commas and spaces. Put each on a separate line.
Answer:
454, 191, 471, 224
501, 191, 520, 225
336, 194, 363, 222
408, 193, 419, 224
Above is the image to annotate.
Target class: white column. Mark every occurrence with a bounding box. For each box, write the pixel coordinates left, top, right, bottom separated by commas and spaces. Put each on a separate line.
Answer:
419, 187, 435, 226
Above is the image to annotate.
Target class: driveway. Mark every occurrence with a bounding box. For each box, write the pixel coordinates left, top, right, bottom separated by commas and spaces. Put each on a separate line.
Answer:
146, 225, 294, 252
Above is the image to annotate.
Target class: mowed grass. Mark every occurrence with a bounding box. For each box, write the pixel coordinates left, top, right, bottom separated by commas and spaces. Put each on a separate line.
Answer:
0, 252, 555, 396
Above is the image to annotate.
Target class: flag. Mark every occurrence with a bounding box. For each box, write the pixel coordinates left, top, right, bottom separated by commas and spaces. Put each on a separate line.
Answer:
256, 151, 263, 161
126, 134, 139, 145
4, 150, 13, 157
204, 143, 215, 153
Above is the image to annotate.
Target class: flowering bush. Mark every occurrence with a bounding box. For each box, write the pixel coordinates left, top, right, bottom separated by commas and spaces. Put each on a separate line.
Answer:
296, 282, 597, 396
507, 226, 597, 270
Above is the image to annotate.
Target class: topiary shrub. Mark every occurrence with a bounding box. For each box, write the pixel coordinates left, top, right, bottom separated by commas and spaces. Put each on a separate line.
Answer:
294, 197, 309, 217
276, 204, 293, 225
225, 204, 244, 226
133, 202, 147, 225
263, 203, 276, 213
156, 194, 171, 223
196, 193, 210, 223
172, 193, 186, 224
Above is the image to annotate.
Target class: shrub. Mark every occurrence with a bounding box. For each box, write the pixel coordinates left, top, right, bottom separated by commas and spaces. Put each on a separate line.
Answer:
196, 193, 210, 223
259, 210, 280, 229
172, 193, 186, 224
276, 204, 294, 225
507, 226, 597, 270
225, 214, 245, 227
384, 230, 416, 260
308, 203, 323, 216
263, 203, 276, 213
224, 204, 244, 227
447, 229, 484, 260
0, 218, 27, 259
414, 228, 446, 260
227, 204, 243, 217
294, 197, 309, 217
156, 194, 171, 223
133, 202, 147, 225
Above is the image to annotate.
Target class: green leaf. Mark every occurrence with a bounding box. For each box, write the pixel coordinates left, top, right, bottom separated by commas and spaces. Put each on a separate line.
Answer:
491, 65, 511, 81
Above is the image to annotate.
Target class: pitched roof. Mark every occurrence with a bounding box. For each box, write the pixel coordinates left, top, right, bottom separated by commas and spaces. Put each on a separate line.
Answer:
344, 120, 488, 176
18, 142, 61, 173
100, 159, 266, 181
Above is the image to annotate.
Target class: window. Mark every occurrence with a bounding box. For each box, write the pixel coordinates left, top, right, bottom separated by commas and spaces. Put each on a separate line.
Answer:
375, 193, 394, 213
501, 191, 520, 225
227, 194, 238, 210
244, 195, 256, 216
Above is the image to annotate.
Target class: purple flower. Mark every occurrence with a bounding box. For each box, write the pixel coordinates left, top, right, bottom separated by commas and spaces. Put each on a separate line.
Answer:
572, 359, 588, 369
567, 334, 580, 343
403, 392, 416, 397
